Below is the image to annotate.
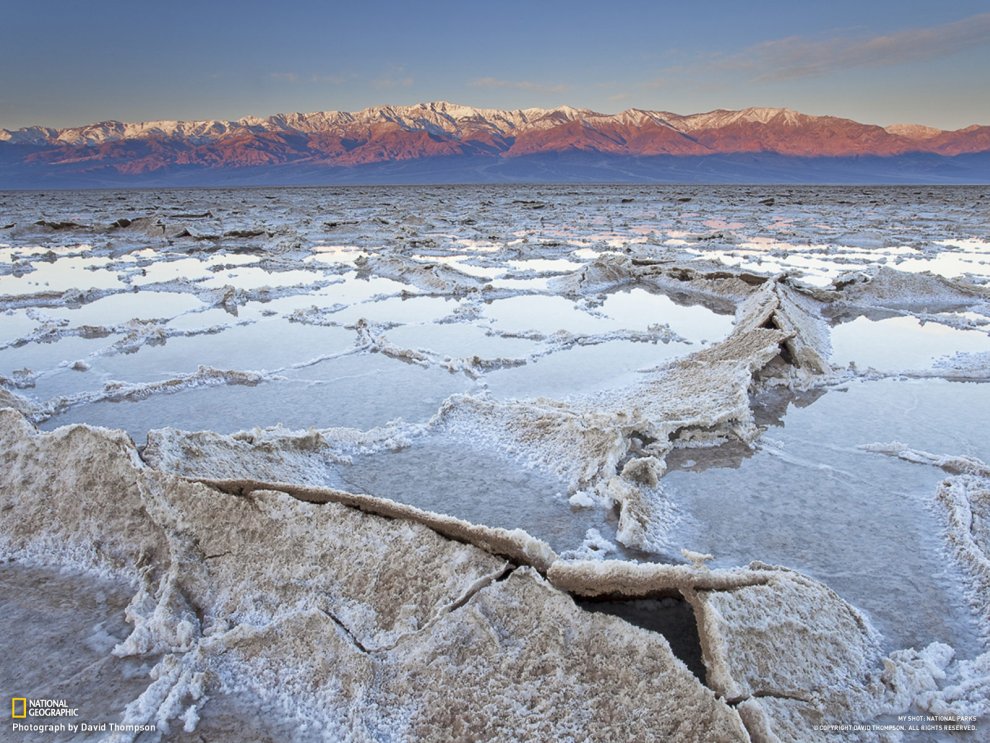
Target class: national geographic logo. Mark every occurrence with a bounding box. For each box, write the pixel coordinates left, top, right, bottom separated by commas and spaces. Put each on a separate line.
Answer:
9, 697, 79, 718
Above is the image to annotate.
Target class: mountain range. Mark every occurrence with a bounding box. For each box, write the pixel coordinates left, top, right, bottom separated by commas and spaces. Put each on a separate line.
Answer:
2, 101, 988, 186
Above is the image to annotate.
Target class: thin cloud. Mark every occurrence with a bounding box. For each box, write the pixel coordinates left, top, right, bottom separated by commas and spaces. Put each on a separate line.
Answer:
642, 58, 713, 89
471, 77, 570, 94
725, 12, 990, 81
265, 72, 349, 85
266, 72, 299, 83
374, 66, 414, 89
310, 73, 349, 85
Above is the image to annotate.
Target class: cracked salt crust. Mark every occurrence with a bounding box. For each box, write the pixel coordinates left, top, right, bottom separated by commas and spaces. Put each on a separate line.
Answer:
2, 185, 990, 740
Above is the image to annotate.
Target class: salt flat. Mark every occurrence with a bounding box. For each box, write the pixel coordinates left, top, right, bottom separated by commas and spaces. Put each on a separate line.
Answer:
1, 185, 988, 741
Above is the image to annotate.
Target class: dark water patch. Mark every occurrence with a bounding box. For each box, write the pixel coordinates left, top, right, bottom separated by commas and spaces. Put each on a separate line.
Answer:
576, 596, 706, 683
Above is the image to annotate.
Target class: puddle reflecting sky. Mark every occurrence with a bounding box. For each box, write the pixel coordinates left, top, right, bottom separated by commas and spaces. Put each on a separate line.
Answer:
831, 316, 990, 372
663, 379, 990, 656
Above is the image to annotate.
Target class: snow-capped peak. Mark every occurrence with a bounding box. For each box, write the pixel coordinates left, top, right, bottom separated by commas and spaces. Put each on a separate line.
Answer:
885, 123, 942, 139
671, 107, 807, 131
0, 102, 959, 148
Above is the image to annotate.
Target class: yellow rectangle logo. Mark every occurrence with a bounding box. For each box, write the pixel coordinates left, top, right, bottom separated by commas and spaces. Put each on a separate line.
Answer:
12, 698, 27, 718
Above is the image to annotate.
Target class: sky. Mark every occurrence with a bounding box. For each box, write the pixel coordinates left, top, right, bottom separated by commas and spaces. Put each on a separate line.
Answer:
1, 0, 989, 131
